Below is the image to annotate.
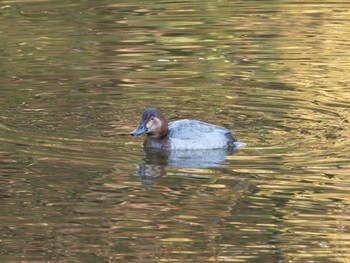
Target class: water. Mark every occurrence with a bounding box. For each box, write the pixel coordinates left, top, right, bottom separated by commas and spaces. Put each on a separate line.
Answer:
1, 0, 350, 262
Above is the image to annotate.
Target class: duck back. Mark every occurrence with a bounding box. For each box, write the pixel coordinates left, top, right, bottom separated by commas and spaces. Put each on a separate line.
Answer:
168, 120, 236, 149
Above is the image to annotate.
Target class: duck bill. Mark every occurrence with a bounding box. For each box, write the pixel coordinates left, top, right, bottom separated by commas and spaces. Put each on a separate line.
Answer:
130, 121, 146, 136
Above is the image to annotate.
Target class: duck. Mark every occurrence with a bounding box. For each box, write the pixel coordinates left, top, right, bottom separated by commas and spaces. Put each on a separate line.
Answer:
130, 108, 237, 150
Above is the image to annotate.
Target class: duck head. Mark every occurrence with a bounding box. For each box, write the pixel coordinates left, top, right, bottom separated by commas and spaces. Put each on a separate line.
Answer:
130, 108, 168, 138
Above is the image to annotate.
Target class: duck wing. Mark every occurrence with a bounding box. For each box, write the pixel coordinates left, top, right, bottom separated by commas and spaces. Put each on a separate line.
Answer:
168, 120, 235, 149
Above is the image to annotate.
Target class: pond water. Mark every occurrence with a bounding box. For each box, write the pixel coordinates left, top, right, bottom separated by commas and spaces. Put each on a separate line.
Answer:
1, 0, 350, 262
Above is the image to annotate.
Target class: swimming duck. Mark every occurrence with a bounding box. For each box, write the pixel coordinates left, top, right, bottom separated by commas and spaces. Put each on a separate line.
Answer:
130, 108, 237, 149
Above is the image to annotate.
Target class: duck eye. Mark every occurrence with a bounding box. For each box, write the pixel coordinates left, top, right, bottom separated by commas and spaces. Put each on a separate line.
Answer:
150, 117, 154, 121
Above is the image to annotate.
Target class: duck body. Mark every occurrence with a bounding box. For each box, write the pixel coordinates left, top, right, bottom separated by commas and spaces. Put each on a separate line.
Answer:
130, 108, 237, 150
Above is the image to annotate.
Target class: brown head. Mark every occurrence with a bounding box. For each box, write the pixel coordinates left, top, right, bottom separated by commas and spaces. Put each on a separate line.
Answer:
130, 108, 168, 138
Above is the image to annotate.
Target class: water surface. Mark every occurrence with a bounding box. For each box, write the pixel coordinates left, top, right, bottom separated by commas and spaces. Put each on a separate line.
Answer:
1, 0, 350, 262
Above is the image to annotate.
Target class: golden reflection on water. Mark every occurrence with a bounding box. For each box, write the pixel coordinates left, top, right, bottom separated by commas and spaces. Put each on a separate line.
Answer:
1, 0, 350, 262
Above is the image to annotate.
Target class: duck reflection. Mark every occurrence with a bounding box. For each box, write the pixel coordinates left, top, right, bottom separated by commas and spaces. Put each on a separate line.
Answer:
136, 147, 237, 186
